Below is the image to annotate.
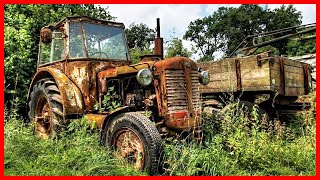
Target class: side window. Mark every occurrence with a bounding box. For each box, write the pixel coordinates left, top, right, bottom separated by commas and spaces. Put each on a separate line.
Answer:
39, 29, 65, 65
51, 30, 65, 61
69, 23, 85, 58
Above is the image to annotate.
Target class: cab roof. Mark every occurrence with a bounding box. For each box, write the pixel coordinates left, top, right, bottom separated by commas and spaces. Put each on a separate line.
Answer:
48, 16, 125, 29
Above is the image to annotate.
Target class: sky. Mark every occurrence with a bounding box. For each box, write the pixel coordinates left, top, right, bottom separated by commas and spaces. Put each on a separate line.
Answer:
100, 4, 316, 59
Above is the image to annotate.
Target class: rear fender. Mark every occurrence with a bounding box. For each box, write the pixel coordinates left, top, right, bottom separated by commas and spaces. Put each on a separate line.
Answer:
27, 67, 84, 116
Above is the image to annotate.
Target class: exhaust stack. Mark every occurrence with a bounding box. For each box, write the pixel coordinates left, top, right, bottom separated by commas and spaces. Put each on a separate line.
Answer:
154, 18, 164, 59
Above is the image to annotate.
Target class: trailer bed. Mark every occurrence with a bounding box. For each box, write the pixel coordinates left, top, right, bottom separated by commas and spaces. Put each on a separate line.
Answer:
198, 53, 312, 97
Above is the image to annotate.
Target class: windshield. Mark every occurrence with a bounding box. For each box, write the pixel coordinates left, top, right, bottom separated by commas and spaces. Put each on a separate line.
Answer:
69, 22, 129, 60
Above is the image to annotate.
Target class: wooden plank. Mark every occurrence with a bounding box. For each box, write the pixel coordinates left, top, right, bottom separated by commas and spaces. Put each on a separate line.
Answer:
206, 80, 237, 89
241, 86, 272, 91
284, 72, 304, 81
241, 78, 270, 87
285, 79, 305, 88
241, 68, 270, 79
285, 87, 305, 96
283, 58, 303, 68
209, 72, 237, 81
198, 59, 237, 73
284, 65, 304, 74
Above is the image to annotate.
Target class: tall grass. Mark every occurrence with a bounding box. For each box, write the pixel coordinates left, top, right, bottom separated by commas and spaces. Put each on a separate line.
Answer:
162, 93, 316, 176
4, 115, 145, 176
4, 92, 315, 175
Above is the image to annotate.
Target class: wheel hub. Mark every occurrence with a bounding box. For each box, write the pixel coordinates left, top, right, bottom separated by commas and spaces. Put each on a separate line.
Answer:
114, 128, 145, 170
35, 95, 52, 139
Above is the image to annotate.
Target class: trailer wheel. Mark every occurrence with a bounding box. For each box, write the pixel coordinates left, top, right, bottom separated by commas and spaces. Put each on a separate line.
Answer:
28, 78, 63, 139
104, 112, 162, 175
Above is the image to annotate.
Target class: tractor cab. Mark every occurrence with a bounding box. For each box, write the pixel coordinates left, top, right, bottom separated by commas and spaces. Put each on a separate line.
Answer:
38, 16, 130, 66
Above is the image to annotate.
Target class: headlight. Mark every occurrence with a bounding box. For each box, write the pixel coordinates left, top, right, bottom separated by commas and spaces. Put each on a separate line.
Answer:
136, 69, 153, 86
199, 71, 210, 85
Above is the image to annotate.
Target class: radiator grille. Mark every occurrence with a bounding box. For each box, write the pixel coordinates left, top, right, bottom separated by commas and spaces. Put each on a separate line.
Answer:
165, 70, 200, 113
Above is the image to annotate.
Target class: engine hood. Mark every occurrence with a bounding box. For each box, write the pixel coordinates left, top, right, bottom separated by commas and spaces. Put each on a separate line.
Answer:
98, 56, 198, 79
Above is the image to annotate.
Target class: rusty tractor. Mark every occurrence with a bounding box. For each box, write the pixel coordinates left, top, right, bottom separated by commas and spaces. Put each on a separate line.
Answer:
27, 16, 209, 174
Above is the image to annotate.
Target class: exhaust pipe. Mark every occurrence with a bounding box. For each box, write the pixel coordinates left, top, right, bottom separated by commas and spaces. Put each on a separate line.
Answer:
154, 18, 164, 59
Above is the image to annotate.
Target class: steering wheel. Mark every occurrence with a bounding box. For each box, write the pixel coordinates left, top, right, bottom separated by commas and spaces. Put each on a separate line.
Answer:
90, 51, 108, 58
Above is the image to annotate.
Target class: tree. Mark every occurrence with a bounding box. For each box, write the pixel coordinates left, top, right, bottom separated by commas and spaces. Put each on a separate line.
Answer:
165, 37, 192, 59
125, 23, 155, 51
4, 4, 114, 111
184, 4, 303, 60
129, 47, 153, 64
266, 5, 303, 54
184, 8, 227, 60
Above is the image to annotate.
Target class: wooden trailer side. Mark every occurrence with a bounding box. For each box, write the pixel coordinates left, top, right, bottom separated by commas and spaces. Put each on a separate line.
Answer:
198, 54, 312, 97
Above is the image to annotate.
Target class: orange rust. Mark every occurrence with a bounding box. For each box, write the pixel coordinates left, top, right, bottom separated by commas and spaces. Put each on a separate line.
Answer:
114, 128, 145, 170
28, 67, 84, 116
84, 114, 106, 129
153, 57, 198, 71
165, 111, 201, 130
98, 68, 117, 79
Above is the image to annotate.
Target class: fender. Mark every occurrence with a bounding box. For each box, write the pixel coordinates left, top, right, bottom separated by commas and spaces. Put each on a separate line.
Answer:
27, 67, 85, 116
98, 106, 136, 144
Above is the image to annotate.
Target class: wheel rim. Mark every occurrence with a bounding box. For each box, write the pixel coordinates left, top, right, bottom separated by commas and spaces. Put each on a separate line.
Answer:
34, 95, 52, 139
113, 128, 145, 170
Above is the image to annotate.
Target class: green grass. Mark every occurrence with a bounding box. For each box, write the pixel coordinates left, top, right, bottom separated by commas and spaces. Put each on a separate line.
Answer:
4, 118, 146, 176
4, 93, 315, 176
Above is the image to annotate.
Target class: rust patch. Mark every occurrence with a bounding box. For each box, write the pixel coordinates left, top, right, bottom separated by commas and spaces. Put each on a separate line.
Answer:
29, 67, 84, 116
114, 128, 145, 170
84, 114, 106, 129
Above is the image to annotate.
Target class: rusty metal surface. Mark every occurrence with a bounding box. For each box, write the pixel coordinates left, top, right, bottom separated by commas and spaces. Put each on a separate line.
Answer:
114, 128, 145, 170
34, 95, 52, 139
279, 57, 286, 95
154, 18, 164, 59
235, 59, 242, 91
28, 67, 84, 116
66, 60, 130, 111
151, 57, 201, 130
50, 16, 125, 30
84, 114, 106, 129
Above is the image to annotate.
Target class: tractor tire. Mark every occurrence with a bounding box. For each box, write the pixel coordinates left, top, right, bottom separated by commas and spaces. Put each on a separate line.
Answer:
103, 112, 162, 175
28, 78, 63, 139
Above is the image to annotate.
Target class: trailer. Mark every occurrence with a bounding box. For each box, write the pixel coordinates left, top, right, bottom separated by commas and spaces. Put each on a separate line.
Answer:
198, 23, 315, 119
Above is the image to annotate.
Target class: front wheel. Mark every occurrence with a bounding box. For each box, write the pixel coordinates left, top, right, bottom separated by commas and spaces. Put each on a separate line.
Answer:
103, 112, 162, 175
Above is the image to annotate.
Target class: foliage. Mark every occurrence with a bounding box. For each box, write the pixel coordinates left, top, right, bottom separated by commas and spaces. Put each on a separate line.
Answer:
286, 39, 316, 56
184, 5, 306, 60
4, 4, 114, 110
101, 86, 121, 112
165, 37, 192, 59
125, 23, 155, 51
162, 94, 315, 175
125, 23, 155, 64
129, 47, 153, 64
4, 115, 146, 175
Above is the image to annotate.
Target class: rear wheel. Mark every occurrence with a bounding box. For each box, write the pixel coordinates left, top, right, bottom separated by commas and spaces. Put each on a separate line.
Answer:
28, 78, 63, 139
103, 112, 162, 175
